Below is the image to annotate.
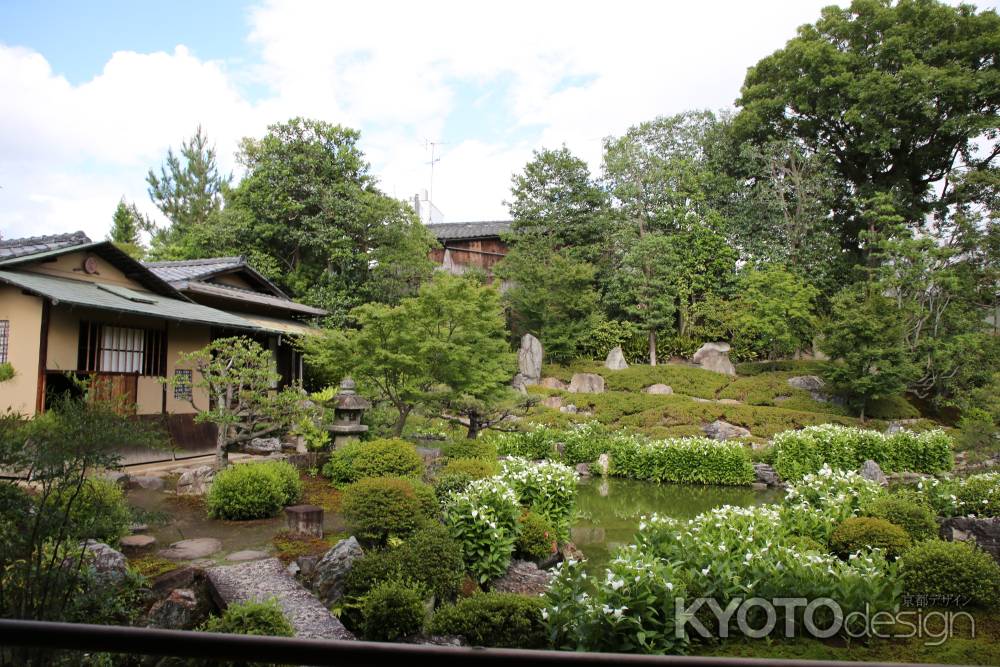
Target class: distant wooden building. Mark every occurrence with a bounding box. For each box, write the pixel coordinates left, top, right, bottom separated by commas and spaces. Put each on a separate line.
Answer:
426, 221, 511, 280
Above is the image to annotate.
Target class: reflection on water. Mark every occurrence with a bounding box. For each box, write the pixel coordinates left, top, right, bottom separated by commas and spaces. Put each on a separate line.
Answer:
571, 477, 782, 572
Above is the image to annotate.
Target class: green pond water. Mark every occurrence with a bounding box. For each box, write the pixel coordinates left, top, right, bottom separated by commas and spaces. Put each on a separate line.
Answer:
571, 478, 782, 572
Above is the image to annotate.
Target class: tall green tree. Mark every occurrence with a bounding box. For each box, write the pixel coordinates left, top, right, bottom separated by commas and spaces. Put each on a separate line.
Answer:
736, 0, 1000, 253
107, 198, 151, 259
726, 265, 820, 360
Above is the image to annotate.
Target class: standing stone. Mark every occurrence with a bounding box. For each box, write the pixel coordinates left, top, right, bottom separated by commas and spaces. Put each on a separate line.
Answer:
596, 453, 610, 476
567, 373, 605, 394
82, 541, 128, 582
517, 334, 543, 385
940, 517, 1000, 564
644, 384, 673, 395
703, 420, 751, 441
310, 537, 364, 608
859, 460, 889, 487
604, 346, 628, 370
692, 342, 736, 376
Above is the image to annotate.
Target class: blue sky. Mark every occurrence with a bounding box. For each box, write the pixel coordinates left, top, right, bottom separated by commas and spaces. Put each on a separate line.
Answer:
1, 0, 996, 241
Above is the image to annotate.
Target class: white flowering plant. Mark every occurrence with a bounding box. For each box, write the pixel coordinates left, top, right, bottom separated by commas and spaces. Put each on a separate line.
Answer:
443, 477, 521, 584
607, 435, 755, 486
499, 457, 578, 540
914, 472, 1000, 518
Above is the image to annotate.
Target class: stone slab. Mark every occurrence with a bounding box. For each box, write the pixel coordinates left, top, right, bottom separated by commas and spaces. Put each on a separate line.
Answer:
159, 538, 222, 561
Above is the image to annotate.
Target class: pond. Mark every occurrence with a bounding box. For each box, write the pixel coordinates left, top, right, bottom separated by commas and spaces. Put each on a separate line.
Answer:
571, 477, 783, 572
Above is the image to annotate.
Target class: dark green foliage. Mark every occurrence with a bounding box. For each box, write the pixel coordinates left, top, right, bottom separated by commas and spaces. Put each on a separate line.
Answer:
429, 593, 547, 649
206, 461, 302, 520
341, 477, 435, 546
607, 435, 755, 486
434, 472, 475, 502
441, 439, 497, 461
0, 362, 13, 383
735, 360, 828, 376
901, 541, 1000, 608
441, 457, 497, 479
54, 477, 132, 544
516, 511, 557, 561
200, 598, 294, 637
862, 493, 938, 542
322, 438, 424, 487
830, 517, 911, 559
361, 580, 426, 641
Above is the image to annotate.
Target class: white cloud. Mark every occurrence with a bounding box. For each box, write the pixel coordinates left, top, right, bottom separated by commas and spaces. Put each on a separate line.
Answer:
3, 0, 991, 239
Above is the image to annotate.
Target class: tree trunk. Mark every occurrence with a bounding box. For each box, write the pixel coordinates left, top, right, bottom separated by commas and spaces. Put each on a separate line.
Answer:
391, 405, 412, 437
466, 412, 481, 440
216, 428, 229, 468
648, 330, 658, 367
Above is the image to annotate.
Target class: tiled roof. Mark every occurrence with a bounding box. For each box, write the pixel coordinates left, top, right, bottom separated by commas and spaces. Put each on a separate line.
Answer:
144, 257, 245, 283
0, 231, 92, 260
425, 221, 511, 241
179, 281, 328, 316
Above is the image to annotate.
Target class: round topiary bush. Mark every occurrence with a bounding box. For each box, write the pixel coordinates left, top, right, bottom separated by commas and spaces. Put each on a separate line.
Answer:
199, 598, 294, 637
434, 472, 475, 502
829, 517, 911, 559
442, 439, 497, 461
900, 540, 1000, 608
515, 511, 557, 561
862, 493, 938, 542
441, 457, 498, 480
428, 593, 547, 649
206, 461, 301, 520
57, 477, 133, 543
323, 439, 424, 487
341, 477, 434, 545
361, 580, 426, 641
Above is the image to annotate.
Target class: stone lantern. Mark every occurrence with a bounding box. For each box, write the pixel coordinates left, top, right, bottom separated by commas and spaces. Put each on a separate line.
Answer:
329, 377, 370, 448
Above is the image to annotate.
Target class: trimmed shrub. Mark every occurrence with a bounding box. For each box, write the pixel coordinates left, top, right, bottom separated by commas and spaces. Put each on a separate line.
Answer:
900, 541, 1000, 608
341, 477, 434, 545
489, 426, 558, 460
830, 517, 911, 559
323, 438, 424, 487
771, 425, 953, 480
442, 457, 498, 479
516, 511, 557, 561
206, 461, 301, 520
361, 580, 426, 641
200, 598, 294, 637
442, 439, 497, 461
862, 493, 938, 542
429, 593, 547, 649
434, 472, 475, 502
57, 477, 132, 543
607, 434, 755, 486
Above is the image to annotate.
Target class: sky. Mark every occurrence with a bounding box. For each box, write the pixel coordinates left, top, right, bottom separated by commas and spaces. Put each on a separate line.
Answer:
1, 0, 997, 242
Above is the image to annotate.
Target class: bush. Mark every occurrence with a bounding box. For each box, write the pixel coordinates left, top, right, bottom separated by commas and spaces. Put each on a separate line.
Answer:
771, 425, 953, 480
206, 461, 302, 520
830, 517, 911, 559
862, 493, 938, 542
429, 593, 547, 649
499, 458, 578, 539
434, 472, 475, 502
489, 426, 558, 460
516, 511, 557, 561
56, 477, 132, 543
901, 541, 1000, 608
560, 421, 613, 465
361, 580, 426, 641
607, 434, 755, 486
443, 478, 520, 584
442, 457, 497, 479
322, 439, 424, 487
442, 439, 497, 461
341, 477, 435, 545
200, 598, 294, 637
916, 473, 1000, 518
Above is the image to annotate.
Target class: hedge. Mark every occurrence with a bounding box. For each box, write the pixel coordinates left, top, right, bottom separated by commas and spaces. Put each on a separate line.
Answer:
607, 434, 755, 486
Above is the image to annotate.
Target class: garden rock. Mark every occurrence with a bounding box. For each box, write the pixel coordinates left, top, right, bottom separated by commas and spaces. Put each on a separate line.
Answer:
517, 333, 543, 385
885, 419, 920, 435
644, 384, 673, 395
226, 550, 269, 562
604, 346, 628, 370
490, 560, 553, 596
540, 377, 567, 390
102, 471, 130, 488
787, 375, 829, 402
940, 517, 1000, 564
415, 447, 443, 465
596, 453, 610, 476
130, 475, 165, 491
159, 538, 222, 561
717, 398, 743, 405
176, 465, 215, 496
692, 342, 736, 376
859, 460, 889, 487
150, 566, 205, 597
82, 540, 128, 582
511, 373, 529, 394
208, 558, 354, 640
575, 463, 591, 478
559, 404, 578, 414
541, 396, 563, 410
751, 482, 768, 491
753, 463, 780, 486
146, 588, 212, 630
310, 537, 364, 607
120, 534, 157, 557
560, 542, 586, 563
568, 373, 605, 394
246, 437, 282, 455
703, 420, 751, 441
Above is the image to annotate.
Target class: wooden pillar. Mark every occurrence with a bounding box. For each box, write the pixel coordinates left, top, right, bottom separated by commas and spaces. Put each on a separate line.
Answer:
35, 298, 50, 414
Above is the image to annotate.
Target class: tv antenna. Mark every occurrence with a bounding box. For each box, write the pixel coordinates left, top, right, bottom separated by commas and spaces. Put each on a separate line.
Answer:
424, 139, 447, 211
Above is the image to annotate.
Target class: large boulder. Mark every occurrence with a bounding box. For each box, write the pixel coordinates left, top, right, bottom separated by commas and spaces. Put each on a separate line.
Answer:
692, 342, 736, 376
541, 396, 563, 410
940, 517, 1000, 564
490, 560, 554, 596
130, 475, 165, 491
787, 375, 831, 402
859, 460, 889, 487
539, 377, 567, 390
567, 373, 605, 394
176, 465, 215, 496
644, 384, 673, 395
246, 437, 282, 455
517, 334, 543, 385
146, 588, 213, 630
604, 346, 628, 371
82, 540, 128, 582
310, 537, 364, 608
753, 463, 780, 487
703, 420, 751, 441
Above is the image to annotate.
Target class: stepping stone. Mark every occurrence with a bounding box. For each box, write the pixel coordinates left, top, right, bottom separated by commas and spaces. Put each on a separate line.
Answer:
130, 476, 165, 491
226, 550, 269, 562
130, 523, 149, 534
207, 558, 354, 640
120, 534, 157, 556
159, 538, 222, 561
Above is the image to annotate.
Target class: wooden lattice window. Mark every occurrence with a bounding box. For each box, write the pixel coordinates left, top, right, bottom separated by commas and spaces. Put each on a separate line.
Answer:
78, 321, 165, 376
0, 320, 8, 363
